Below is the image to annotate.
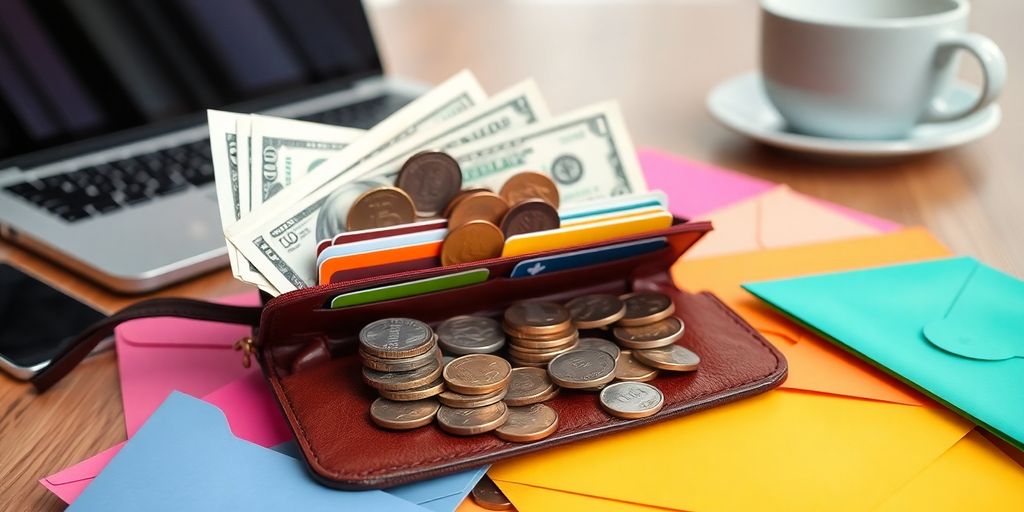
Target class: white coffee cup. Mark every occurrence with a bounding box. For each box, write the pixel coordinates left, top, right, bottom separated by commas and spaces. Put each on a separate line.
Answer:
760, 0, 1006, 140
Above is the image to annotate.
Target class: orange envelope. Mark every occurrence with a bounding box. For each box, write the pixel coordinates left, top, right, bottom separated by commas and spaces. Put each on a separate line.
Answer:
672, 227, 951, 406
683, 185, 882, 260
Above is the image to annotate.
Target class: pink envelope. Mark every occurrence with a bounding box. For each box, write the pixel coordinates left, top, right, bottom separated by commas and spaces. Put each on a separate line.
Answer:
683, 185, 895, 260
116, 292, 261, 437
41, 358, 292, 503
637, 148, 899, 232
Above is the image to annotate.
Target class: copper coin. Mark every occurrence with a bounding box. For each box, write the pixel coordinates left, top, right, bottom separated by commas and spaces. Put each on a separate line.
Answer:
577, 337, 621, 360
617, 292, 676, 326
436, 402, 509, 436
436, 315, 506, 355
346, 186, 417, 231
377, 377, 446, 401
360, 346, 441, 372
507, 340, 579, 363
369, 397, 440, 430
508, 358, 548, 368
633, 344, 700, 372
440, 220, 504, 265
362, 357, 443, 391
438, 386, 507, 408
443, 354, 512, 395
613, 316, 685, 349
442, 187, 492, 218
396, 151, 463, 217
499, 198, 560, 238
499, 171, 560, 208
507, 334, 578, 354
504, 367, 557, 406
547, 349, 617, 389
565, 294, 627, 329
504, 301, 573, 336
614, 350, 659, 382
359, 318, 435, 359
448, 191, 509, 229
496, 403, 560, 443
504, 323, 577, 341
599, 382, 664, 419
471, 476, 514, 511
508, 330, 579, 349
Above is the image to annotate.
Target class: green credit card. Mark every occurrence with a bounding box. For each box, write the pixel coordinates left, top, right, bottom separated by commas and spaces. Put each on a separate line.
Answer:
329, 268, 490, 309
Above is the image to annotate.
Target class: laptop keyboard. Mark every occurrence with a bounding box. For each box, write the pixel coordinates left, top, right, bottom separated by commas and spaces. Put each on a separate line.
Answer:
3, 94, 410, 223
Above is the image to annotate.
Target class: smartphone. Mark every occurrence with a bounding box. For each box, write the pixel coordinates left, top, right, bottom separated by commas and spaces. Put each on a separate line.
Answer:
0, 264, 107, 379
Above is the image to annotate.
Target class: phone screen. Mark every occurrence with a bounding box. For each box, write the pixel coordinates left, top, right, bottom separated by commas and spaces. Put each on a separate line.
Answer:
0, 264, 105, 369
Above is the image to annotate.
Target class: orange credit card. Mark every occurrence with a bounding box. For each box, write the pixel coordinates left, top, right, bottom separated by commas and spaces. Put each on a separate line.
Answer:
318, 241, 442, 285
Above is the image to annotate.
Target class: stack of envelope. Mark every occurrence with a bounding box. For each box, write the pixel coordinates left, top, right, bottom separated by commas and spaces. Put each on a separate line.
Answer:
487, 150, 1024, 511
40, 149, 1024, 510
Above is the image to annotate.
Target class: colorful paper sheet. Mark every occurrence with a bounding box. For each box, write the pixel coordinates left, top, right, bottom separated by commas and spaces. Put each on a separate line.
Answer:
673, 228, 951, 406
490, 389, 971, 512
683, 185, 885, 260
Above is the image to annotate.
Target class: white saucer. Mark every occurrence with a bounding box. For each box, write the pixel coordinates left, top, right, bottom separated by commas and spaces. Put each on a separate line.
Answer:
706, 72, 1001, 158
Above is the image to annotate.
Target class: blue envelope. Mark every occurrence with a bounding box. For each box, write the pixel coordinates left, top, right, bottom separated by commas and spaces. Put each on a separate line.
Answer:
744, 257, 1024, 450
69, 393, 439, 511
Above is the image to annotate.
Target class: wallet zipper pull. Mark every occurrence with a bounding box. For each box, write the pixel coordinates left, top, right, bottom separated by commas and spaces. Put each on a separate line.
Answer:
234, 336, 255, 368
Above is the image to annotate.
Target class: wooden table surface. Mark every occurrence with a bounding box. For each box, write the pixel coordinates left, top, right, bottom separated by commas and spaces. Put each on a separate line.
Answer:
2, 0, 1021, 508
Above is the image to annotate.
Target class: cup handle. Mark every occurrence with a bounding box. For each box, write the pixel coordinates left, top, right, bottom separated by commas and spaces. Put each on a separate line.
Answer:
922, 32, 1006, 123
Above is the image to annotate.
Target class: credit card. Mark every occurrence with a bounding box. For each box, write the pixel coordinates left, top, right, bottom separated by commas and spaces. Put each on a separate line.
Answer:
329, 268, 490, 308
561, 205, 665, 227
318, 241, 443, 285
328, 256, 438, 284
558, 191, 668, 222
510, 237, 668, 278
316, 228, 447, 268
501, 210, 674, 258
315, 219, 448, 257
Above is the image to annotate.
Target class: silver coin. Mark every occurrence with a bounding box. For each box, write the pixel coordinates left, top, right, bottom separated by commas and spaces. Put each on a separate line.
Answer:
314, 179, 385, 240
632, 344, 701, 372
436, 315, 507, 355
359, 318, 434, 359
547, 349, 617, 389
576, 337, 620, 360
599, 381, 664, 419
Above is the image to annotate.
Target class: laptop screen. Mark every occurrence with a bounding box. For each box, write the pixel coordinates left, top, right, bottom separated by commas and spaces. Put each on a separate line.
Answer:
0, 0, 382, 163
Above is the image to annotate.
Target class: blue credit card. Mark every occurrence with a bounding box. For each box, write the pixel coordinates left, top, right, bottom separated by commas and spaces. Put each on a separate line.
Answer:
509, 237, 668, 278
316, 228, 447, 267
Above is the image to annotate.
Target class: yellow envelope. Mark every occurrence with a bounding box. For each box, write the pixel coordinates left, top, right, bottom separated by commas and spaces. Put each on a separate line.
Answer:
496, 481, 672, 511
876, 429, 1024, 511
501, 210, 673, 257
673, 228, 951, 406
493, 429, 1024, 512
490, 389, 971, 512
683, 185, 881, 260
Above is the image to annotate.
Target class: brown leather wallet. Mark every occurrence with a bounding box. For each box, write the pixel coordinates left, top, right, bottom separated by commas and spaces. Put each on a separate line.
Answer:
35, 219, 787, 490
255, 219, 787, 489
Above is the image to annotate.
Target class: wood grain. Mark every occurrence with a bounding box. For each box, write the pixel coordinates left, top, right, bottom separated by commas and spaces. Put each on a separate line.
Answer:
2, 0, 1021, 508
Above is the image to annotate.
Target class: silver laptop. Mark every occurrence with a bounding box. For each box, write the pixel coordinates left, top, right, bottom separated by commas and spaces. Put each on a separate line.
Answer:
0, 0, 422, 293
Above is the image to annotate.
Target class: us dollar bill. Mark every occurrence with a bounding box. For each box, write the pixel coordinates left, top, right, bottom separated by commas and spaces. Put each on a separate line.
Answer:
208, 110, 257, 287
228, 78, 550, 294
248, 115, 364, 211
352, 79, 549, 184
248, 70, 486, 220
453, 101, 648, 204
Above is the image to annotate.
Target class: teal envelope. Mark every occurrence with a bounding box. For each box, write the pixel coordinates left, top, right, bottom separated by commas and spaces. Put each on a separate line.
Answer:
743, 257, 1024, 450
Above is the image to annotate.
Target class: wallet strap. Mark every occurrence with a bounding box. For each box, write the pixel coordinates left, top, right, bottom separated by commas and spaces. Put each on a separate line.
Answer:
32, 298, 262, 393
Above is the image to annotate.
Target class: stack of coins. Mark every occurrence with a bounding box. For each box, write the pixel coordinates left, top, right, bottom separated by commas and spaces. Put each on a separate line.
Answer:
360, 318, 447, 430
436, 354, 512, 435
362, 291, 700, 438
502, 302, 580, 367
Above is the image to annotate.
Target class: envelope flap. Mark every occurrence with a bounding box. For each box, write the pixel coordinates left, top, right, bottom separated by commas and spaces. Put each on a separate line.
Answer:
923, 260, 1024, 361
117, 293, 259, 348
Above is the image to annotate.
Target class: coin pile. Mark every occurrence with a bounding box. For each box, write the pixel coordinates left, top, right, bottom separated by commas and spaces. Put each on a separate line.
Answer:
502, 301, 580, 367
341, 150, 563, 266
362, 291, 700, 439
